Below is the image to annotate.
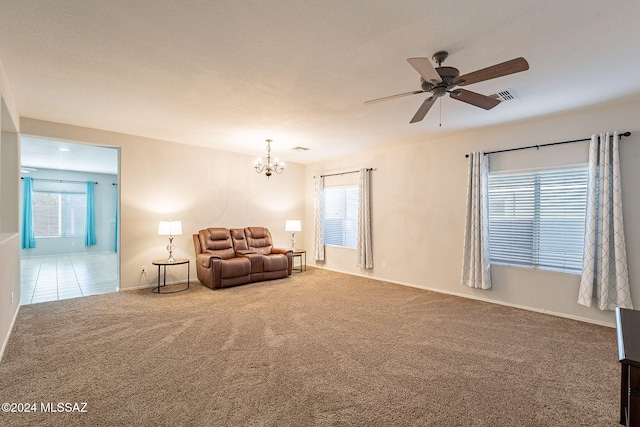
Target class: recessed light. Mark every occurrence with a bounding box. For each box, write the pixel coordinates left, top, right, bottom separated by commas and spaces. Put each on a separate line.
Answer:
59, 147, 70, 152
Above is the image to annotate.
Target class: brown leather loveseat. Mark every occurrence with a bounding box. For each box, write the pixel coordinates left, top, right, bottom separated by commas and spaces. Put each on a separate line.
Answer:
193, 226, 293, 289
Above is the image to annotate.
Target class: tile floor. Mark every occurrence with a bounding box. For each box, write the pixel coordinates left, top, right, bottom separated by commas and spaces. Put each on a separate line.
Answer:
21, 252, 119, 305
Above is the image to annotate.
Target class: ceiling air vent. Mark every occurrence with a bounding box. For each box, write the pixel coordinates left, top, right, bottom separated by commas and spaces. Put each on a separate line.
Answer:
490, 89, 516, 102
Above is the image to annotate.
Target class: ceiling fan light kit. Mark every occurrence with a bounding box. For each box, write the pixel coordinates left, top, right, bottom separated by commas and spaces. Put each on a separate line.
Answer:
366, 51, 529, 123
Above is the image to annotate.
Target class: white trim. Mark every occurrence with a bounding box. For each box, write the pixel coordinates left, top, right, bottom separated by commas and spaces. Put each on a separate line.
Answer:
0, 305, 20, 363
312, 266, 615, 328
21, 250, 117, 259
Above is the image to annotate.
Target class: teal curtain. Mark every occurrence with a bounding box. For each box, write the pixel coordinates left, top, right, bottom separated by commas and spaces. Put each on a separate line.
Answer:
85, 181, 97, 246
21, 177, 36, 249
114, 183, 118, 252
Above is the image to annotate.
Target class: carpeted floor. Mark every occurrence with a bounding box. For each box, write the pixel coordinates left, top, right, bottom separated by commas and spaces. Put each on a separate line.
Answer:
0, 268, 620, 426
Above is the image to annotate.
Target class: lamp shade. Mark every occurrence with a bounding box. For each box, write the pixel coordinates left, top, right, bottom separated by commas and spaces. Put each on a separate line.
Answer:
158, 220, 183, 236
285, 220, 301, 232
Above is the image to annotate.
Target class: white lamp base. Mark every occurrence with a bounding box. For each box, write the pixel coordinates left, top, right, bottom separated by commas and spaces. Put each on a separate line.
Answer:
166, 238, 176, 263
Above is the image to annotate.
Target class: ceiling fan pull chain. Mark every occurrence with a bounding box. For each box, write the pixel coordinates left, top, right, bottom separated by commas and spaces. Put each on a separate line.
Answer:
439, 98, 442, 127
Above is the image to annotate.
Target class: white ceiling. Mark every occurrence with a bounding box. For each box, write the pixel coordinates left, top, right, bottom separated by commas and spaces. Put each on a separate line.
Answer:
1, 0, 639, 165
21, 136, 118, 175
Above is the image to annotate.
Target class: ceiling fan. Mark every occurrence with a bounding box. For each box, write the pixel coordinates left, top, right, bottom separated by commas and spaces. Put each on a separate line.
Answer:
365, 51, 529, 123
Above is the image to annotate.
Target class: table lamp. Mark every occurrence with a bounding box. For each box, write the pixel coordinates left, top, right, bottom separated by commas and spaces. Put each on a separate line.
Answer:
285, 220, 301, 251
158, 220, 182, 263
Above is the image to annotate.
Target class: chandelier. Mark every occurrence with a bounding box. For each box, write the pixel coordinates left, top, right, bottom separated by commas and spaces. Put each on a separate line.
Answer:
254, 139, 285, 178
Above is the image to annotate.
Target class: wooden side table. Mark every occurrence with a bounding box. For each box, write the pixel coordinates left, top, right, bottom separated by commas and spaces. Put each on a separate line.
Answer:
292, 249, 306, 273
152, 258, 190, 293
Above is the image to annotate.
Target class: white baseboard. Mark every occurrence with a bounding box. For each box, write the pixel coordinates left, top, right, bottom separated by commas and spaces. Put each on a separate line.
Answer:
0, 304, 21, 363
315, 266, 615, 328
122, 279, 189, 291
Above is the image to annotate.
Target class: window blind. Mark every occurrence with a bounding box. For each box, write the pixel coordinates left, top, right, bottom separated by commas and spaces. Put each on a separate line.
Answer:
487, 166, 588, 273
323, 186, 358, 248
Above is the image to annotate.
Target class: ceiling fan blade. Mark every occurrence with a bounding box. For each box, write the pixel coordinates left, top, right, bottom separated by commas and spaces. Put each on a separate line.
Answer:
454, 57, 529, 86
407, 58, 441, 84
364, 90, 425, 105
450, 89, 501, 110
410, 96, 437, 123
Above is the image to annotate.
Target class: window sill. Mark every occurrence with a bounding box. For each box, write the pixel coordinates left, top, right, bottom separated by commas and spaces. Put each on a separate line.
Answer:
324, 244, 356, 250
490, 262, 581, 276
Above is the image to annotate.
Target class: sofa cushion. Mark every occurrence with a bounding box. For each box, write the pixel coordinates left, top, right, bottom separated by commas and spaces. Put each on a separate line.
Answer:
230, 228, 249, 251
264, 253, 288, 272
199, 228, 236, 260
245, 226, 274, 255
221, 257, 251, 278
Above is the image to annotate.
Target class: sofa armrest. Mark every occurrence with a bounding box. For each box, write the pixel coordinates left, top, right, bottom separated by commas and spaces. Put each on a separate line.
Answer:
196, 253, 222, 268
195, 253, 224, 289
271, 247, 293, 255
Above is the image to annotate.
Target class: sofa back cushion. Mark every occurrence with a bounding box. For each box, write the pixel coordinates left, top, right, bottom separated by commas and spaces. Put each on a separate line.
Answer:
230, 228, 249, 251
198, 228, 235, 260
245, 226, 273, 255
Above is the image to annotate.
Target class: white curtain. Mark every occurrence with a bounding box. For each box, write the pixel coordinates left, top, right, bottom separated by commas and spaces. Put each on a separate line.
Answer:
313, 175, 325, 261
578, 132, 633, 310
461, 152, 491, 289
356, 168, 373, 269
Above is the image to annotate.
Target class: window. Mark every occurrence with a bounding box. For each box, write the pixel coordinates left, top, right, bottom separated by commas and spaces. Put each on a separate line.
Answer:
487, 166, 588, 273
323, 186, 358, 248
33, 191, 86, 237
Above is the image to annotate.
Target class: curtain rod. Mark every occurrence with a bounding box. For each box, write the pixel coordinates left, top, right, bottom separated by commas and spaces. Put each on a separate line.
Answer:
21, 177, 98, 184
315, 168, 376, 178
464, 131, 631, 158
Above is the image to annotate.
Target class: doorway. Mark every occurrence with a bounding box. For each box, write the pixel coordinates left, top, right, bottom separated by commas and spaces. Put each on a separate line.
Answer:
19, 136, 119, 304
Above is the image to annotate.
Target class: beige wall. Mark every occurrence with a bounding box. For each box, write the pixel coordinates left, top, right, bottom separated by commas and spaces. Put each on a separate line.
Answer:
20, 118, 306, 291
304, 96, 640, 326
0, 60, 21, 361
